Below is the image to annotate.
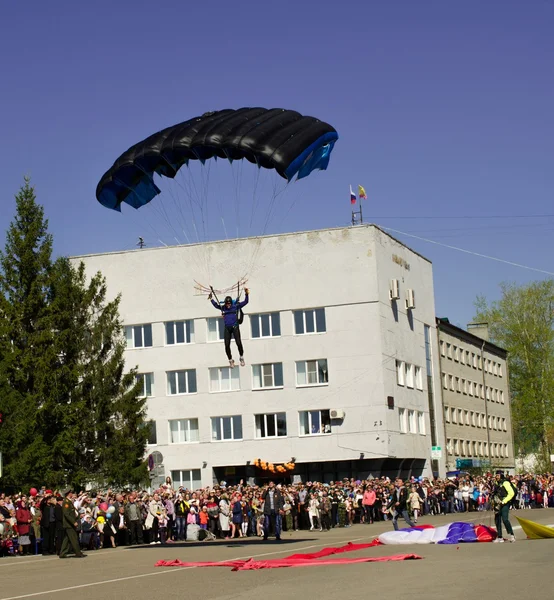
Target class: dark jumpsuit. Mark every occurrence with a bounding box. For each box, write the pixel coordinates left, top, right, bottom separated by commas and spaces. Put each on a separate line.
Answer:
211, 294, 249, 360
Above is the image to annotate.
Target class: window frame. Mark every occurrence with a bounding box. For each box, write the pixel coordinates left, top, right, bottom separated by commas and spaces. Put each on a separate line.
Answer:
206, 317, 225, 342
252, 363, 284, 390
211, 415, 243, 442
171, 469, 201, 491
169, 418, 200, 444
165, 319, 195, 345
136, 372, 154, 397
250, 312, 281, 339
296, 359, 329, 387
209, 366, 240, 393
254, 412, 287, 439
125, 323, 153, 349
293, 307, 326, 335
166, 369, 197, 395
299, 409, 332, 436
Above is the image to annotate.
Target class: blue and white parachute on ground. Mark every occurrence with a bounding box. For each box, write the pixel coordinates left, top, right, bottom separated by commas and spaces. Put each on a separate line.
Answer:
379, 522, 496, 545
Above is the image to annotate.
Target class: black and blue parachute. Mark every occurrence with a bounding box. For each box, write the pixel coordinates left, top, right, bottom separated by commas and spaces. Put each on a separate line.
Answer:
96, 108, 338, 211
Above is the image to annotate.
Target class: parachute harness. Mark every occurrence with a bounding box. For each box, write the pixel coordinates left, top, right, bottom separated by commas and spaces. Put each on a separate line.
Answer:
207, 281, 245, 328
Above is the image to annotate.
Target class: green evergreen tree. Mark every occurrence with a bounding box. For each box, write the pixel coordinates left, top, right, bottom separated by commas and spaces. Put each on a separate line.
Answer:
56, 260, 149, 489
0, 177, 55, 487
474, 280, 554, 471
0, 179, 148, 489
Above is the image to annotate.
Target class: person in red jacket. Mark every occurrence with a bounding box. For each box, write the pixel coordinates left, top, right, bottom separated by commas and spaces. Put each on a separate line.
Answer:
16, 498, 32, 555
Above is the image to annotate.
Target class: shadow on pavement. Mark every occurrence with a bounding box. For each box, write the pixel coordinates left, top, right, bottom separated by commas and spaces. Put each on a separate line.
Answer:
125, 538, 317, 550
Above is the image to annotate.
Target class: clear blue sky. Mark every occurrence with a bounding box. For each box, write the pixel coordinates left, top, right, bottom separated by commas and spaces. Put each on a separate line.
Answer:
1, 0, 553, 328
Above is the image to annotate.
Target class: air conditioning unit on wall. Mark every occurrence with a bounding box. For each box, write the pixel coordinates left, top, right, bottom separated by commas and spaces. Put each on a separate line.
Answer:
389, 278, 400, 300
330, 409, 345, 420
406, 288, 415, 309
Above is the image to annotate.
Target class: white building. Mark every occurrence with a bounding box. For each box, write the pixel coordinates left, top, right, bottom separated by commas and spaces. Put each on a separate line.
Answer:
74, 225, 446, 488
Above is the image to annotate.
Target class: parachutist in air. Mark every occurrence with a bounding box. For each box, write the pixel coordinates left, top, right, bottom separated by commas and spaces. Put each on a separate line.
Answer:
209, 288, 249, 367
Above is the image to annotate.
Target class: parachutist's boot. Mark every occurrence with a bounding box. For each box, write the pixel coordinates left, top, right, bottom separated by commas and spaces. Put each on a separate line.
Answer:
229, 359, 235, 368
240, 357, 245, 367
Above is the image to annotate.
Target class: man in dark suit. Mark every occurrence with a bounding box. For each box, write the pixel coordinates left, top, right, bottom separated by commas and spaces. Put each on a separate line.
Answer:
261, 481, 284, 541
386, 478, 415, 531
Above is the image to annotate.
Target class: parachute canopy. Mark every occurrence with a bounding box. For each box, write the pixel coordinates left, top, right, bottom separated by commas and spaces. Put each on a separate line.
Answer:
96, 108, 338, 212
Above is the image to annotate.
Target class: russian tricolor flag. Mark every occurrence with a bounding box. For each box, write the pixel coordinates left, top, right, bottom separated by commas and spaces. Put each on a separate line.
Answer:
350, 185, 356, 204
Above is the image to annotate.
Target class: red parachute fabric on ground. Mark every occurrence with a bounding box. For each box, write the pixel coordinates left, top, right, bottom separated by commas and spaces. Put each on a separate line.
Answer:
285, 539, 382, 560
155, 554, 421, 571
474, 525, 497, 542
155, 539, 422, 571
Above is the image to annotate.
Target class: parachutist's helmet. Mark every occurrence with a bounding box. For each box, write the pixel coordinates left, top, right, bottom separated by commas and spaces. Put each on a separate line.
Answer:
224, 296, 233, 305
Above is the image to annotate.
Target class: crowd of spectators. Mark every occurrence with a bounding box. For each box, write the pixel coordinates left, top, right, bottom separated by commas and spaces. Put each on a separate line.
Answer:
1, 472, 552, 557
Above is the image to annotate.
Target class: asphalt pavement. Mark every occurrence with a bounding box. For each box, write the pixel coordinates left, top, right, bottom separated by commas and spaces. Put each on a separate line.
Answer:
1, 509, 552, 600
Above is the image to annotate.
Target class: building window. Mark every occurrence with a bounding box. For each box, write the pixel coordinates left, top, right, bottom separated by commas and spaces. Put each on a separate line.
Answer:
444, 406, 450, 422
447, 438, 453, 454
451, 407, 457, 424
442, 372, 448, 389
472, 353, 477, 368
167, 369, 197, 395
465, 410, 470, 425
440, 340, 445, 357
169, 418, 199, 443
296, 359, 328, 387
471, 411, 475, 427
415, 366, 423, 390
408, 409, 416, 433
137, 373, 154, 397
253, 363, 284, 389
417, 411, 425, 435
255, 412, 287, 438
468, 381, 473, 397
454, 346, 459, 362
171, 469, 201, 491
499, 363, 503, 377
251, 312, 281, 338
165, 320, 194, 345
449, 374, 454, 391
478, 355, 482, 370
207, 317, 225, 342
399, 408, 407, 433
446, 343, 452, 359
462, 379, 467, 394
209, 366, 240, 392
294, 308, 326, 334
146, 420, 157, 445
125, 324, 153, 348
458, 408, 463, 424
454, 439, 459, 455
211, 415, 243, 441
397, 361, 406, 386
466, 350, 470, 364
460, 349, 465, 364
500, 390, 504, 403
300, 409, 331, 435
406, 364, 414, 389
504, 443, 508, 457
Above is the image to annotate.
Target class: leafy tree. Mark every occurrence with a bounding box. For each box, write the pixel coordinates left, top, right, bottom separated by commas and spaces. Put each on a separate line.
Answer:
474, 280, 554, 470
0, 177, 55, 487
0, 179, 148, 489
55, 259, 149, 489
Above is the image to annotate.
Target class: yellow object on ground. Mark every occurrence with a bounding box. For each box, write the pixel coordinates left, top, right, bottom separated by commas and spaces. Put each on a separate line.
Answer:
516, 516, 554, 539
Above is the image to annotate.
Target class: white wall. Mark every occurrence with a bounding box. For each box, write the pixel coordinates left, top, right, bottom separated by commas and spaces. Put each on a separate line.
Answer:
74, 225, 440, 485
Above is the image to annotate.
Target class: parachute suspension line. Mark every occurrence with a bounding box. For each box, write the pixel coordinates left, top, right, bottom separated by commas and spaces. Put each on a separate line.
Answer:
248, 165, 263, 230
127, 162, 182, 247
245, 179, 288, 279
